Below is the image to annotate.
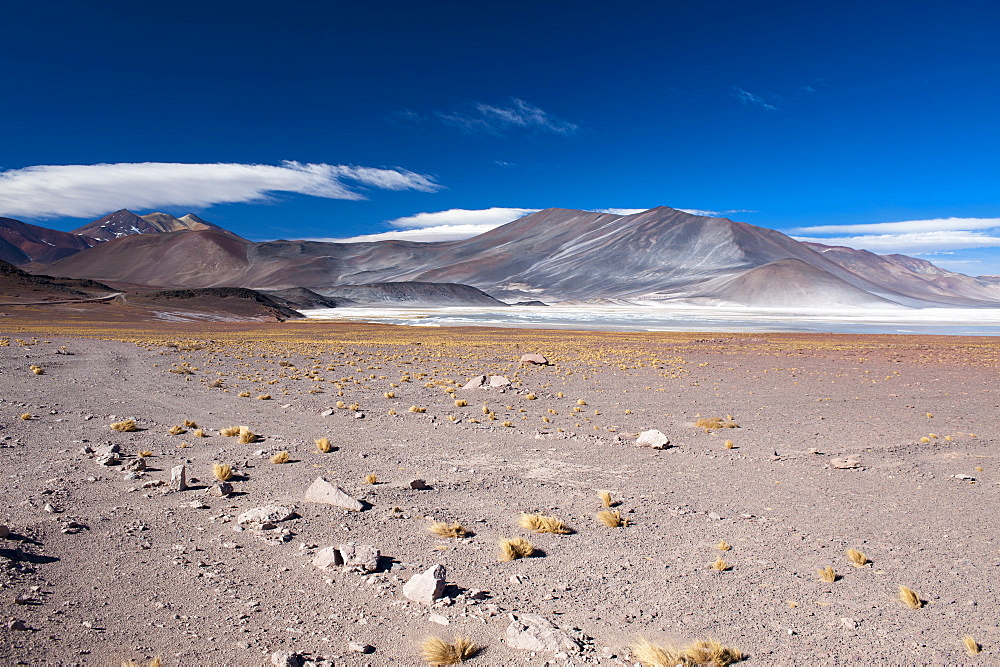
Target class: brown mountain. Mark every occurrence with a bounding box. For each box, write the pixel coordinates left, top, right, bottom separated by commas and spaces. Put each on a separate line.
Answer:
0, 259, 115, 304
0, 217, 96, 265
39, 207, 1000, 308
70, 209, 239, 242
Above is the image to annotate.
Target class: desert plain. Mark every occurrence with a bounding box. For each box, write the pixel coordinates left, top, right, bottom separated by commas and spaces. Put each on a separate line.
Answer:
0, 308, 997, 666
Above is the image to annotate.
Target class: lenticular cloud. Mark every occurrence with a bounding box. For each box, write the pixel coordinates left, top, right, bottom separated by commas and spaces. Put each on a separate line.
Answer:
0, 161, 440, 219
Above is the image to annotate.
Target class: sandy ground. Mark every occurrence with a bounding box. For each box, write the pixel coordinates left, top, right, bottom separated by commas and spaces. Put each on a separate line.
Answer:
0, 313, 997, 666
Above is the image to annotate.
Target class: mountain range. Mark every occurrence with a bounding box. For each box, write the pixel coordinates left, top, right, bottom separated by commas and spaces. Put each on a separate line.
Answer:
4, 206, 1000, 309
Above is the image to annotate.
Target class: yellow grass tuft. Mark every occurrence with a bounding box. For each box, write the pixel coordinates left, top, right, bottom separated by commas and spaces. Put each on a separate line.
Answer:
711, 557, 731, 571
519, 513, 572, 534
237, 426, 260, 444
598, 490, 613, 507
409, 405, 427, 413
183, 419, 198, 428
168, 425, 186, 435
220, 426, 240, 437
270, 451, 289, 464
212, 463, 233, 481
364, 472, 377, 484
257, 394, 271, 400
631, 639, 682, 667
597, 510, 625, 527
336, 400, 347, 409
898, 585, 923, 609
30, 365, 44, 375
526, 393, 537, 400
454, 399, 467, 407
315, 437, 333, 453
384, 392, 395, 399
846, 548, 868, 568
724, 440, 735, 449
419, 635, 479, 665
695, 417, 739, 431
193, 429, 207, 438
577, 399, 587, 405
111, 419, 138, 432
716, 540, 731, 551
121, 657, 164, 667
138, 450, 153, 457
963, 635, 981, 656
502, 421, 514, 427
20, 413, 33, 421
238, 391, 250, 397
818, 566, 837, 583
498, 536, 535, 561
428, 521, 468, 538
682, 639, 745, 666
919, 436, 931, 444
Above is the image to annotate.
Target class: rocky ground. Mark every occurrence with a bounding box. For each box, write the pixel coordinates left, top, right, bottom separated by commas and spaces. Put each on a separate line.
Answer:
0, 315, 996, 666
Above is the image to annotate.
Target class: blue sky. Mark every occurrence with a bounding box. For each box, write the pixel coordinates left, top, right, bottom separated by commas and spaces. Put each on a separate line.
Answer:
2, 0, 1000, 273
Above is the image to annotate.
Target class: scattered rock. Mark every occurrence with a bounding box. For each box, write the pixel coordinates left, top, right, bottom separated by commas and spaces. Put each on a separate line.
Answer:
271, 651, 303, 667
429, 613, 449, 625
95, 452, 120, 466
635, 429, 670, 449
408, 479, 429, 490
504, 613, 583, 654
830, 458, 862, 469
169, 465, 188, 491
348, 642, 374, 654
123, 457, 146, 472
312, 546, 343, 570
489, 375, 512, 388
840, 617, 859, 629
0, 525, 8, 539
339, 543, 380, 573
7, 618, 28, 631
238, 505, 295, 525
519, 353, 548, 365
353, 412, 365, 419
952, 474, 976, 481
303, 477, 363, 511
463, 375, 487, 389
402, 564, 446, 605
207, 482, 233, 497
320, 409, 335, 417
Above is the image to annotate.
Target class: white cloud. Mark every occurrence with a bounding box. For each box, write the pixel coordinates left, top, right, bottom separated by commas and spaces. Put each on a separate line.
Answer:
0, 161, 440, 219
792, 217, 1000, 234
438, 99, 578, 135
733, 87, 777, 110
386, 207, 538, 229
320, 224, 508, 243
593, 208, 649, 216
793, 230, 1000, 255
678, 208, 756, 217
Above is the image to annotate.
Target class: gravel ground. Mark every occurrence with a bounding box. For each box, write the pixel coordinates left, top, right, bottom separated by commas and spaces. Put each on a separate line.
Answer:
0, 318, 996, 666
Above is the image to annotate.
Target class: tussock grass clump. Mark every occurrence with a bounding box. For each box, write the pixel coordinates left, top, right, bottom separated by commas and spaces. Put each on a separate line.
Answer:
220, 426, 240, 437
121, 657, 163, 667
724, 440, 735, 449
963, 635, 981, 656
168, 425, 186, 435
419, 635, 480, 664
716, 541, 731, 551
315, 437, 333, 453
695, 417, 739, 431
336, 400, 347, 409
598, 490, 613, 507
597, 510, 625, 527
193, 429, 207, 438
631, 639, 682, 666
818, 566, 837, 583
898, 585, 923, 609
428, 521, 468, 538
237, 426, 260, 444
409, 405, 427, 413
498, 536, 535, 561
364, 473, 378, 484
270, 451, 290, 464
183, 419, 198, 428
238, 391, 251, 397
454, 399, 467, 407
632, 638, 743, 667
576, 399, 587, 405
519, 513, 572, 534
257, 394, 271, 400
138, 450, 154, 457
526, 393, 537, 400
111, 419, 139, 432
384, 392, 395, 399
20, 413, 33, 421
30, 364, 44, 375
212, 463, 233, 481
502, 421, 514, 427
711, 557, 731, 571
846, 548, 868, 568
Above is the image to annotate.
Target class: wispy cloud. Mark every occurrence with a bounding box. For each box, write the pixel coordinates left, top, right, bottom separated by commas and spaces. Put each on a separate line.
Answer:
733, 86, 777, 110
678, 208, 756, 217
315, 207, 539, 243
792, 217, 1000, 235
0, 161, 440, 219
594, 208, 649, 216
438, 98, 579, 135
793, 230, 1000, 255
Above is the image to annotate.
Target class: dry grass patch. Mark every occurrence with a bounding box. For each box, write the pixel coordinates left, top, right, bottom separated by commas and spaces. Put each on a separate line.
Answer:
846, 548, 868, 568
30, 364, 44, 375
193, 429, 208, 438
454, 399, 467, 407
711, 557, 731, 571
237, 426, 260, 444
409, 405, 427, 413
498, 536, 535, 561
212, 463, 233, 481
168, 425, 186, 435
598, 490, 613, 507
257, 394, 271, 400
220, 426, 240, 437
419, 635, 480, 665
818, 566, 837, 583
518, 513, 572, 534
183, 419, 198, 428
364, 472, 378, 484
20, 413, 33, 421
428, 521, 468, 538
963, 635, 981, 656
270, 451, 289, 464
238, 391, 251, 397
121, 658, 163, 667
315, 437, 333, 453
111, 419, 138, 432
632, 638, 743, 667
138, 450, 154, 457
898, 585, 923, 609
597, 510, 625, 527
695, 416, 739, 431
716, 540, 731, 551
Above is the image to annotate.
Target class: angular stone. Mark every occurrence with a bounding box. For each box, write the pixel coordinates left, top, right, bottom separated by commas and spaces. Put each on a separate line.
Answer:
339, 543, 379, 573
489, 375, 512, 388
504, 613, 582, 653
123, 457, 146, 472
519, 353, 548, 365
208, 482, 233, 497
312, 546, 344, 570
635, 429, 670, 449
320, 409, 335, 417
348, 642, 374, 654
270, 651, 303, 667
169, 465, 187, 490
830, 457, 862, 469
402, 564, 446, 605
238, 505, 295, 525
0, 525, 9, 539
408, 479, 429, 490
303, 477, 363, 511
463, 375, 487, 390
95, 452, 121, 466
